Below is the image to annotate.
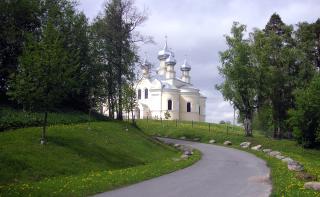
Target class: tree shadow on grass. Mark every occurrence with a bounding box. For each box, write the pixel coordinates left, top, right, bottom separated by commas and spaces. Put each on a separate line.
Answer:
49, 136, 145, 169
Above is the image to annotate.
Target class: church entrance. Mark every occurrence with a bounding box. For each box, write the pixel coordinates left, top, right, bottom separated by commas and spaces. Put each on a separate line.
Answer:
135, 107, 140, 119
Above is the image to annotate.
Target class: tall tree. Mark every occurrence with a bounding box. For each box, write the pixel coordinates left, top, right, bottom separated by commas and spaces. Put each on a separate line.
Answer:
40, 0, 95, 112
8, 20, 77, 144
0, 0, 41, 104
216, 22, 257, 136
92, 0, 147, 120
252, 13, 303, 138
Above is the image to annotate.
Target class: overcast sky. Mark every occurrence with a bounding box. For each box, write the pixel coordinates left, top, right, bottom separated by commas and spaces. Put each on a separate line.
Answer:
77, 0, 320, 123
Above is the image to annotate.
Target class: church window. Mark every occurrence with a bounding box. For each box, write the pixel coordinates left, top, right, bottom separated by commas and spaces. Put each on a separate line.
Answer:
145, 88, 148, 99
138, 89, 141, 99
187, 102, 191, 112
168, 99, 172, 110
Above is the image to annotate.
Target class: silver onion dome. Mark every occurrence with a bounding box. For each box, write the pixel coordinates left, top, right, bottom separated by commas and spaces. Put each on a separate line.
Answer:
141, 57, 151, 69
157, 42, 171, 60
165, 52, 176, 66
157, 36, 171, 60
180, 59, 191, 71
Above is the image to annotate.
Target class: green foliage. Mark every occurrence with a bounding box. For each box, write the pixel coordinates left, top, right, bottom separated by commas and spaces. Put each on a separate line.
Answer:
252, 105, 273, 137
289, 75, 320, 148
0, 0, 41, 103
8, 21, 74, 110
252, 14, 303, 138
217, 22, 256, 136
219, 14, 318, 139
122, 82, 137, 120
164, 110, 171, 120
0, 121, 199, 196
7, 18, 79, 142
91, 0, 147, 120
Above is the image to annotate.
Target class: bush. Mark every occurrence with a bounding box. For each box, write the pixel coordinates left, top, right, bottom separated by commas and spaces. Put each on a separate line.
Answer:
288, 75, 320, 148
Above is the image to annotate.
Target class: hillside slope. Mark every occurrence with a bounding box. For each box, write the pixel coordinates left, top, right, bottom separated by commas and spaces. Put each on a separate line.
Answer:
0, 121, 199, 196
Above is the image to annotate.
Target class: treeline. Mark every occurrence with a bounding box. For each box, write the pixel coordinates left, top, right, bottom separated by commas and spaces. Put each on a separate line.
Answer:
0, 0, 145, 142
217, 13, 320, 148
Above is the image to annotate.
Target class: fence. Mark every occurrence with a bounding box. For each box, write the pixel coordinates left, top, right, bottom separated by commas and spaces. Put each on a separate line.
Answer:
135, 117, 243, 136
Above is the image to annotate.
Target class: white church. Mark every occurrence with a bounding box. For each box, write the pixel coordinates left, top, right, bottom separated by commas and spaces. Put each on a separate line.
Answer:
134, 39, 206, 121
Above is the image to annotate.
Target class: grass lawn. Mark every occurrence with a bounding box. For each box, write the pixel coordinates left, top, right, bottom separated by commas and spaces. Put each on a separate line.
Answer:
0, 121, 200, 197
136, 119, 320, 197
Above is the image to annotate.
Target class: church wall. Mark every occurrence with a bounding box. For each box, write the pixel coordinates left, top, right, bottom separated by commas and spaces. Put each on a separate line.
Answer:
161, 91, 180, 120
149, 89, 162, 119
179, 93, 202, 121
199, 96, 206, 121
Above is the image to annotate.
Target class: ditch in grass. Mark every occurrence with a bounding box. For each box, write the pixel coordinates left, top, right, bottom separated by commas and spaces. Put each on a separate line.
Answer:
136, 119, 320, 197
0, 121, 200, 197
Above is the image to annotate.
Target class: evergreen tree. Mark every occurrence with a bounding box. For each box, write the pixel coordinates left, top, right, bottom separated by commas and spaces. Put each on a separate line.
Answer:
8, 20, 77, 144
252, 13, 304, 138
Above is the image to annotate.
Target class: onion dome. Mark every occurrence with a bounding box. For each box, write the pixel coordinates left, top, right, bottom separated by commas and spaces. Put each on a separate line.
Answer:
157, 37, 171, 60
165, 52, 176, 66
180, 58, 191, 71
141, 56, 151, 69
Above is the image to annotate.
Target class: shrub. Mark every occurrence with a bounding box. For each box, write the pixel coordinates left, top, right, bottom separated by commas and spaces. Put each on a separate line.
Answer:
288, 75, 320, 148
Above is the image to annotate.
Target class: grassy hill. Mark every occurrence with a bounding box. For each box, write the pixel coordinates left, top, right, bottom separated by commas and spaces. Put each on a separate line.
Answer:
0, 121, 199, 196
136, 119, 320, 197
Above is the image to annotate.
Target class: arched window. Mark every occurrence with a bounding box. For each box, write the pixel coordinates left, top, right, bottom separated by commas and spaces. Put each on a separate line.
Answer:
199, 106, 201, 115
168, 99, 172, 110
145, 88, 148, 99
137, 89, 141, 100
187, 102, 191, 112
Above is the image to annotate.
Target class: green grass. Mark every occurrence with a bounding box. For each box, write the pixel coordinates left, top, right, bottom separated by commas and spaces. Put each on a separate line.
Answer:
0, 106, 106, 131
0, 121, 200, 197
136, 119, 320, 197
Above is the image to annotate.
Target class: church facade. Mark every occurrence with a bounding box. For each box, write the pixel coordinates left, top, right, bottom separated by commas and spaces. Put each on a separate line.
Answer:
135, 40, 206, 121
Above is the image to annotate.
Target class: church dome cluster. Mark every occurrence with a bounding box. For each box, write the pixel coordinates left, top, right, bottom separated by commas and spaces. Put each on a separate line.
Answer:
129, 36, 206, 122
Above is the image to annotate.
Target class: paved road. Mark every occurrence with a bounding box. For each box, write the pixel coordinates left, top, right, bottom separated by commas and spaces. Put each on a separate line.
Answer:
95, 138, 272, 197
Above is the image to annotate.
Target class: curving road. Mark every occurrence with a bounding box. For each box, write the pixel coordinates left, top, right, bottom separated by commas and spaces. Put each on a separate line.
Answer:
95, 138, 272, 197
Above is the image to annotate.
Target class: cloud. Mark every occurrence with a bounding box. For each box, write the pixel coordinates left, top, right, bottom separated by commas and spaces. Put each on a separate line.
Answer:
77, 0, 320, 123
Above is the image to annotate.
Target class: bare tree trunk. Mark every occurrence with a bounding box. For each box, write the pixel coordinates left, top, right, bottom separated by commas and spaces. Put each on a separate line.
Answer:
88, 107, 92, 131
117, 74, 123, 120
244, 116, 253, 137
41, 111, 48, 144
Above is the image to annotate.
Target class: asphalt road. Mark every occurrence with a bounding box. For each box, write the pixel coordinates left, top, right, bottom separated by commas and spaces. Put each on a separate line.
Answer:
94, 138, 272, 197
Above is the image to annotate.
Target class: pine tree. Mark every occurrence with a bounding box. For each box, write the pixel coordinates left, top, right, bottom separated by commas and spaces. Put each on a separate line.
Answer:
8, 20, 76, 144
